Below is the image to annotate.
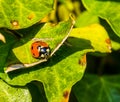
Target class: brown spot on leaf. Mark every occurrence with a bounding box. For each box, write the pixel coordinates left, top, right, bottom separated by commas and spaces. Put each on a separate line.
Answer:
105, 38, 111, 44
40, 15, 49, 23
11, 20, 19, 26
62, 90, 70, 102
79, 54, 86, 66
28, 13, 35, 20
10, 20, 19, 29
105, 38, 112, 52
63, 91, 69, 99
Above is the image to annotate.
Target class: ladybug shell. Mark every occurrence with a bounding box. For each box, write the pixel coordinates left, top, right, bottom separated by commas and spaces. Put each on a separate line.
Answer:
31, 41, 50, 58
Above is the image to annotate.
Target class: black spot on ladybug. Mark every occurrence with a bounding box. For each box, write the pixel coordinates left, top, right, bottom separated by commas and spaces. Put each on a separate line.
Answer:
32, 53, 35, 56
31, 46, 33, 50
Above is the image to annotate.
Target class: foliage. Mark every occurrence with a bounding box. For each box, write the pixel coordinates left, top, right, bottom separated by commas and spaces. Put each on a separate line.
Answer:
0, 0, 120, 102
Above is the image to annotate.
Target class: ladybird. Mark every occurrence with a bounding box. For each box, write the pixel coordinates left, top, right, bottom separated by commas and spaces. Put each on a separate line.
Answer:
31, 41, 50, 59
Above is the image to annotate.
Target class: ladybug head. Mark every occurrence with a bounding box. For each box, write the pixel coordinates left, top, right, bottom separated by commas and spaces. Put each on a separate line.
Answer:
39, 47, 51, 59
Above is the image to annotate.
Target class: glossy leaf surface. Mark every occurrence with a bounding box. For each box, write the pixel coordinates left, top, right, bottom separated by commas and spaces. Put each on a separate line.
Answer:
0, 0, 53, 29
82, 0, 120, 37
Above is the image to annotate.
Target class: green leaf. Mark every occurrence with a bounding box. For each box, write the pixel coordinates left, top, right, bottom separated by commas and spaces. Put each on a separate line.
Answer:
100, 19, 120, 51
82, 0, 120, 37
1, 44, 87, 102
75, 11, 99, 28
0, 13, 112, 102
0, 0, 53, 29
0, 17, 76, 102
75, 11, 120, 51
70, 24, 111, 53
27, 81, 47, 102
4, 17, 74, 73
58, 4, 70, 21
0, 79, 31, 102
73, 74, 120, 102
0, 24, 112, 102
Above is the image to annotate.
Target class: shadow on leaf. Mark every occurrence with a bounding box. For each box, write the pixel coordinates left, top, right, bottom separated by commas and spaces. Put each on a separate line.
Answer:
7, 37, 93, 79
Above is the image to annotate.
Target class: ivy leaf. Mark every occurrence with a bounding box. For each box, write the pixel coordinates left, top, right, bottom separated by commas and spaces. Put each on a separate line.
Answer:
82, 0, 120, 37
4, 17, 74, 73
0, 79, 31, 102
73, 74, 120, 102
70, 24, 111, 53
100, 19, 120, 51
27, 82, 47, 102
0, 0, 53, 29
0, 23, 111, 102
0, 44, 87, 102
75, 10, 120, 51
75, 11, 99, 28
